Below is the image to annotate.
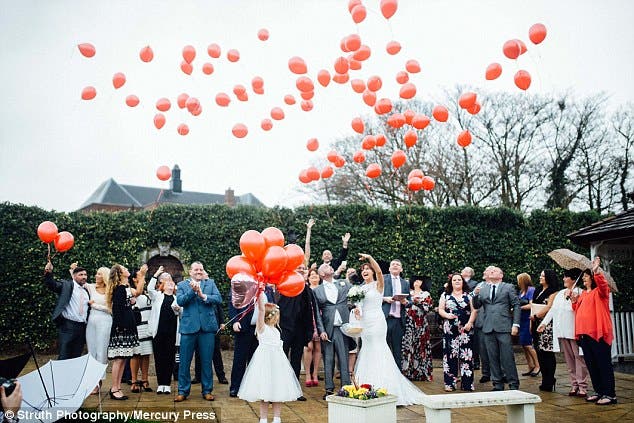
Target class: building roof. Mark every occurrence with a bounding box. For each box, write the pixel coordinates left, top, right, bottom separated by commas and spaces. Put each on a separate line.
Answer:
568, 208, 634, 246
80, 178, 264, 210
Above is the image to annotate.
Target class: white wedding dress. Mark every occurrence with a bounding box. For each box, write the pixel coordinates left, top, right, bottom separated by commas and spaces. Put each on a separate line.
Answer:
354, 281, 426, 406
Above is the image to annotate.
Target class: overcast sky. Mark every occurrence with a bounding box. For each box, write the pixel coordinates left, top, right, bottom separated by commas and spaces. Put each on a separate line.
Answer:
1, 0, 632, 212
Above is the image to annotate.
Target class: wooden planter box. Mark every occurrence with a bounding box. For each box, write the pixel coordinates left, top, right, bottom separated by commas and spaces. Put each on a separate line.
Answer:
326, 394, 398, 423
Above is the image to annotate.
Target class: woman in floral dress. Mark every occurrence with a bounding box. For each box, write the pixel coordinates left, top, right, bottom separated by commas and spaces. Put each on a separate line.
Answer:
438, 273, 477, 391
401, 276, 434, 381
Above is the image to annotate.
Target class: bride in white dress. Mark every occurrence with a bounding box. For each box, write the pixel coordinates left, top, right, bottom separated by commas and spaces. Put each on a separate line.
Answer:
352, 254, 426, 406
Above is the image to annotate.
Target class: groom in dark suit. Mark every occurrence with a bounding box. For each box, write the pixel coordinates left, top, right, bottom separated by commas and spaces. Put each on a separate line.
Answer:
381, 259, 410, 370
43, 261, 89, 360
314, 263, 352, 399
472, 266, 521, 391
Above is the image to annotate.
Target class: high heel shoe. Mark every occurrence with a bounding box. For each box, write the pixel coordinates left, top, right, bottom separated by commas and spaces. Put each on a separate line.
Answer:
538, 378, 556, 392
109, 389, 128, 400
529, 368, 541, 377
521, 367, 535, 376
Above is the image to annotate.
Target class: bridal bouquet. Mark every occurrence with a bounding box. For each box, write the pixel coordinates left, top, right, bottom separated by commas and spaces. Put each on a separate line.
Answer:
347, 285, 365, 305
337, 384, 388, 400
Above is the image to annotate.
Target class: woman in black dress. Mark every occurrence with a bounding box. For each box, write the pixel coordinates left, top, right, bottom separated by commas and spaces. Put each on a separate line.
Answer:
530, 269, 560, 391
106, 263, 146, 400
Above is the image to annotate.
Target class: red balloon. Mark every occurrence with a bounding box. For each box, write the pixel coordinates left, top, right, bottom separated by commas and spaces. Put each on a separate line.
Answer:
386, 40, 401, 55
215, 93, 231, 107
177, 93, 189, 109
421, 176, 436, 190
467, 102, 482, 115
299, 169, 311, 184
270, 107, 285, 120
251, 76, 264, 91
78, 43, 95, 58
375, 134, 387, 147
139, 46, 154, 62
177, 124, 189, 135
202, 62, 214, 75
403, 109, 415, 124
185, 96, 200, 112
181, 61, 193, 75
154, 113, 166, 129
432, 105, 449, 122
374, 98, 393, 115
112, 72, 126, 89
514, 70, 532, 90
365, 163, 382, 178
317, 69, 331, 87
362, 135, 376, 150
362, 90, 376, 106
367, 76, 382, 92
81, 86, 96, 100
391, 150, 406, 168
396, 71, 409, 84
277, 271, 305, 296
37, 221, 58, 243
352, 45, 371, 61
350, 79, 366, 93
306, 166, 320, 181
353, 150, 366, 163
261, 246, 288, 279
227, 49, 240, 62
321, 165, 334, 179
350, 4, 367, 23
387, 113, 406, 128
207, 43, 221, 58
348, 59, 362, 70
54, 231, 74, 252
261, 119, 273, 131
458, 92, 477, 109
380, 0, 398, 19
334, 156, 346, 168
403, 130, 418, 148
156, 165, 171, 181
343, 34, 362, 51
182, 45, 196, 63
306, 138, 319, 151
411, 114, 430, 130
296, 76, 314, 92
351, 117, 364, 134
408, 176, 423, 191
502, 39, 524, 60
300, 90, 314, 100
232, 123, 248, 138
156, 98, 171, 112
301, 100, 313, 111
284, 95, 296, 105
284, 244, 305, 271
405, 59, 421, 73
408, 169, 424, 179
529, 23, 547, 45
485, 63, 502, 80
240, 230, 267, 263
399, 83, 416, 99
226, 255, 256, 279
258, 28, 270, 41
332, 73, 349, 84
126, 95, 139, 107
334, 57, 349, 74
288, 56, 307, 74
348, 0, 362, 12
233, 84, 247, 96
262, 227, 285, 248
457, 130, 472, 147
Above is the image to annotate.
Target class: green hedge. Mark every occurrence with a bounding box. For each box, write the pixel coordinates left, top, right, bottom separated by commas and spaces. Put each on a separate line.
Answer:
1, 202, 629, 350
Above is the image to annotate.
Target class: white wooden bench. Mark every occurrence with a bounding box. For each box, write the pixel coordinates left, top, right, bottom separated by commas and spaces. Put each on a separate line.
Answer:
421, 390, 541, 423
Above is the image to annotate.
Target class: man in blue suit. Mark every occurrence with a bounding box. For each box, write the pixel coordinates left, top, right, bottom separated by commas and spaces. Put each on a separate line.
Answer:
381, 259, 410, 371
175, 261, 222, 402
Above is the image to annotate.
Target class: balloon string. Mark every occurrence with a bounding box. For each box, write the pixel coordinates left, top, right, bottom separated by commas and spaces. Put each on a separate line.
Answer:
216, 298, 257, 335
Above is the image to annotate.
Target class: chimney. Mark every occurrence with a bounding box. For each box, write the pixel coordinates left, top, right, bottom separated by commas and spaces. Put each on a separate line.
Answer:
170, 164, 182, 193
225, 187, 236, 206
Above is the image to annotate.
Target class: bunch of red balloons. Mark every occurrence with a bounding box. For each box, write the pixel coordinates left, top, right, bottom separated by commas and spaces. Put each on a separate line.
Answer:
226, 227, 306, 302
37, 221, 75, 253
407, 169, 435, 192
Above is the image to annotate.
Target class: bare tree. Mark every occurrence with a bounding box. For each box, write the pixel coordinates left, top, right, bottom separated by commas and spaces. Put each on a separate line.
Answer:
611, 104, 634, 210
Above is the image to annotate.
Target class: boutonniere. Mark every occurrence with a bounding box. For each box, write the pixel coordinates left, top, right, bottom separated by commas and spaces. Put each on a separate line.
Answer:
339, 281, 345, 287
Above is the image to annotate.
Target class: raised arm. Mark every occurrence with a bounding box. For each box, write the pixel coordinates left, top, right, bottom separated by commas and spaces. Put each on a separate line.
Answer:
131, 264, 148, 297
255, 291, 266, 333
358, 253, 384, 292
304, 218, 315, 267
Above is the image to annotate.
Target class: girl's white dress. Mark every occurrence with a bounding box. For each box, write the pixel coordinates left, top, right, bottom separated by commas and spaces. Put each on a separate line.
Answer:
237, 324, 302, 402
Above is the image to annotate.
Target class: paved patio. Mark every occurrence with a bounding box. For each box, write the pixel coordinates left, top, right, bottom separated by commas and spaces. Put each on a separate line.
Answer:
18, 351, 633, 422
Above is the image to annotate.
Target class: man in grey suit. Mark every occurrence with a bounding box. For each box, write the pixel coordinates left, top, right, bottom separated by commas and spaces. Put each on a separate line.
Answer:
472, 266, 521, 391
314, 263, 352, 399
381, 259, 410, 371
43, 261, 89, 360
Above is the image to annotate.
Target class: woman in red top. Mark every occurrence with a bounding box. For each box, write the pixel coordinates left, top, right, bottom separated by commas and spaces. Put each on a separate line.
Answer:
570, 257, 616, 405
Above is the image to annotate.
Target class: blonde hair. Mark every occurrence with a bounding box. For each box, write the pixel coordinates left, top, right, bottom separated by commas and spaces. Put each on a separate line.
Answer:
517, 273, 533, 291
96, 267, 110, 287
264, 303, 280, 326
106, 264, 128, 308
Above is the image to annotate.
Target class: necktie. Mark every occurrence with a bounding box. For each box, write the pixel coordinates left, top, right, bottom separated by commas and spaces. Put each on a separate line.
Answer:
79, 287, 86, 317
491, 285, 496, 302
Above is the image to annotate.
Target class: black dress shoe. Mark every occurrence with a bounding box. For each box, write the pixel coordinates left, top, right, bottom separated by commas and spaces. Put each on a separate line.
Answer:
323, 390, 334, 400
218, 377, 229, 384
229, 391, 238, 398
191, 379, 200, 384
501, 377, 508, 383
479, 376, 490, 383
297, 395, 307, 401
492, 387, 504, 391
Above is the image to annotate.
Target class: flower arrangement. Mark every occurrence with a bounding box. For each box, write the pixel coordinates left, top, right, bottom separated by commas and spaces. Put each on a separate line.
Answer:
337, 384, 388, 400
347, 285, 365, 304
